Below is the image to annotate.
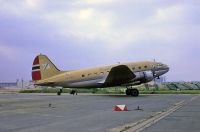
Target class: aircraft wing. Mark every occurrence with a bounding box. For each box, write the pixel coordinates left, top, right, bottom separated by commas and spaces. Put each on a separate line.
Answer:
103, 65, 136, 86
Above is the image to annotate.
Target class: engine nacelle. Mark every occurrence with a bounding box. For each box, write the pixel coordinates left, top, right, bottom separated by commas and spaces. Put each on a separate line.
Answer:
132, 71, 154, 83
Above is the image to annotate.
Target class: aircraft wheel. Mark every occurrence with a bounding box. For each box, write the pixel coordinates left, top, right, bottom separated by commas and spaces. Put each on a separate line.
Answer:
130, 89, 139, 97
57, 91, 61, 95
126, 89, 131, 96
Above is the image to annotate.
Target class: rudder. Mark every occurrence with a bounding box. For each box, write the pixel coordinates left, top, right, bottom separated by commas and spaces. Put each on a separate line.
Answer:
32, 54, 60, 81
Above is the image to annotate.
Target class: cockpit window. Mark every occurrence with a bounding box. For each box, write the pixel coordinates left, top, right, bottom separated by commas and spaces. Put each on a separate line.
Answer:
157, 63, 163, 67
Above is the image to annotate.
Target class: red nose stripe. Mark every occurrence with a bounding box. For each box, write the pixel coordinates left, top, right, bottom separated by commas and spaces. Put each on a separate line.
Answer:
32, 71, 41, 81
33, 56, 39, 65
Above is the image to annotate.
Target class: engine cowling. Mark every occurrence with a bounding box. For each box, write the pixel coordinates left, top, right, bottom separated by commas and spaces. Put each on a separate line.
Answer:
132, 71, 154, 83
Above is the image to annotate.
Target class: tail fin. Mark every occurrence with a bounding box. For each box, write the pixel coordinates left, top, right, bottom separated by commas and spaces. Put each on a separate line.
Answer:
32, 54, 60, 81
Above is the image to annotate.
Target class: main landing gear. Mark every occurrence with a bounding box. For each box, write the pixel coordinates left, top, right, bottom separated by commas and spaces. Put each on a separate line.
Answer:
57, 89, 78, 96
126, 88, 139, 97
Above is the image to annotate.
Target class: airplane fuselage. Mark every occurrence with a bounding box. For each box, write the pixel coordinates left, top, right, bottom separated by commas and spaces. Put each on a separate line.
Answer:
34, 61, 169, 88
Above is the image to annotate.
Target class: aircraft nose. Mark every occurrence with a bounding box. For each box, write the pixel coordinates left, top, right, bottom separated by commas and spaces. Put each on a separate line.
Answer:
154, 63, 169, 76
165, 65, 169, 72
162, 64, 169, 74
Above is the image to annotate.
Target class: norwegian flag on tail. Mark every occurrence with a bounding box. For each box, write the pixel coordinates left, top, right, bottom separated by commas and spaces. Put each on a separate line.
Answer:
32, 56, 41, 81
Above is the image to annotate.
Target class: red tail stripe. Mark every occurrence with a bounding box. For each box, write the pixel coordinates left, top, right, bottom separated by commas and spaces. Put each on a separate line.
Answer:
33, 56, 39, 65
32, 71, 41, 81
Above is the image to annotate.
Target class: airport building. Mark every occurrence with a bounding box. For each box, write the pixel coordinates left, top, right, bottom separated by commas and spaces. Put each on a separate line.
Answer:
0, 80, 34, 89
0, 82, 17, 88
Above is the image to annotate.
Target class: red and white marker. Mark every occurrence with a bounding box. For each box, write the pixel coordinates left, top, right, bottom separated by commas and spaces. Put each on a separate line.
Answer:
113, 105, 128, 111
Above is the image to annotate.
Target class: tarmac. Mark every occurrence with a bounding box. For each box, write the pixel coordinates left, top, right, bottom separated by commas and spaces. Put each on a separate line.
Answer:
0, 93, 199, 132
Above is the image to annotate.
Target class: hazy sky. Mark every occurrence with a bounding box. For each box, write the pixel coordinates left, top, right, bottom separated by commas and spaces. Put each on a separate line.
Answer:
0, 0, 199, 82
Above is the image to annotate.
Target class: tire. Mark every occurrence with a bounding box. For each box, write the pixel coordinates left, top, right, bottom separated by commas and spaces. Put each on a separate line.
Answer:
126, 89, 131, 96
57, 91, 61, 95
130, 89, 139, 97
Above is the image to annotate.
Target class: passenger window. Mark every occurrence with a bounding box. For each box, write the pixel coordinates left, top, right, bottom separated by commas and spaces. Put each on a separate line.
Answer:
132, 67, 135, 70
138, 66, 141, 69
82, 74, 85, 77
144, 66, 147, 68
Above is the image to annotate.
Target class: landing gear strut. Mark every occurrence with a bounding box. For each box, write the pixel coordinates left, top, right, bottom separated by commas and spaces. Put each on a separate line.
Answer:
126, 88, 139, 97
126, 89, 131, 96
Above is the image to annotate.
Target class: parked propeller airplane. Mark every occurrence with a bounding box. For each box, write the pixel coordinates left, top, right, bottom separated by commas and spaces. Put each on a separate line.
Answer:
32, 54, 169, 96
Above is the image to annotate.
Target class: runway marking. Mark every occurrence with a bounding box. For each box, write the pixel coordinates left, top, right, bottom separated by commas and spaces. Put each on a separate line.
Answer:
109, 95, 200, 132
109, 101, 185, 132
190, 95, 199, 101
